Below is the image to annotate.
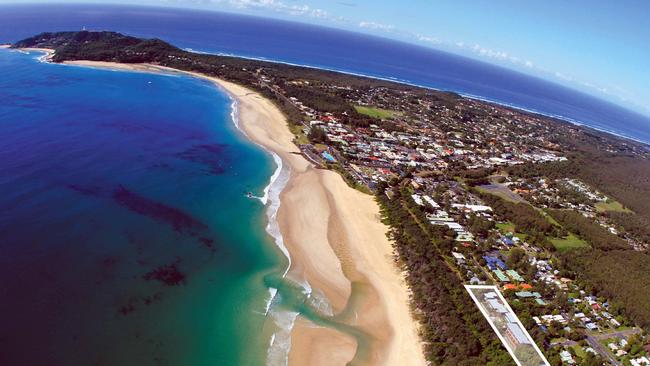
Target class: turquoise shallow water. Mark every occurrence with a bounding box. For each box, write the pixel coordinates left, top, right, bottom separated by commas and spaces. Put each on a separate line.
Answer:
0, 49, 286, 365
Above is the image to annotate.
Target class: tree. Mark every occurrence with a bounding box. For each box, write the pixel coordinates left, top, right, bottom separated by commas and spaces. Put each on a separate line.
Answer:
506, 248, 527, 271
307, 126, 329, 143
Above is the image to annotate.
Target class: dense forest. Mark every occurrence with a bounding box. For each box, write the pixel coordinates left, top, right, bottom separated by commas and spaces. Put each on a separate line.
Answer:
473, 176, 650, 331
507, 156, 650, 225
378, 188, 515, 365
475, 190, 557, 251
507, 157, 650, 330
547, 209, 628, 251
560, 249, 650, 329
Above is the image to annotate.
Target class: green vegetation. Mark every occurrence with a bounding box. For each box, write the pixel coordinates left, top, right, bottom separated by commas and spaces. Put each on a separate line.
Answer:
289, 123, 309, 144
571, 345, 587, 359
307, 126, 329, 144
508, 158, 650, 331
508, 157, 650, 245
284, 83, 354, 114
538, 209, 561, 227
550, 233, 588, 252
547, 209, 628, 251
476, 190, 557, 239
353, 105, 397, 119
606, 211, 650, 243
560, 250, 650, 329
594, 199, 631, 213
378, 188, 515, 365
495, 221, 528, 241
496, 222, 515, 233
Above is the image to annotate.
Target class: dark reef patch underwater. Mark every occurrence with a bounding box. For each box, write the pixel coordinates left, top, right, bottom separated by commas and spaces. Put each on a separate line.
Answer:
0, 47, 284, 365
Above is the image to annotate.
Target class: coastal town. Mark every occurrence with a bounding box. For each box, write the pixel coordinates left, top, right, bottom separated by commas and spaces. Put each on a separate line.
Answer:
13, 31, 650, 366
246, 69, 650, 365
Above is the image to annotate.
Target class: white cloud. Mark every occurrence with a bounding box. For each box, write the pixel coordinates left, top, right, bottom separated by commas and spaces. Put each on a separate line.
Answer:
554, 72, 573, 81
469, 43, 512, 61
212, 0, 331, 19
416, 34, 440, 44
358, 21, 395, 32
171, 0, 641, 111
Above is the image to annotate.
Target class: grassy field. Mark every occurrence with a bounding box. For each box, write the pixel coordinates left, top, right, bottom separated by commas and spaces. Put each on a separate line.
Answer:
496, 222, 515, 233
354, 105, 398, 119
572, 345, 587, 359
538, 208, 561, 227
289, 123, 309, 144
595, 199, 632, 213
496, 221, 528, 241
550, 233, 589, 252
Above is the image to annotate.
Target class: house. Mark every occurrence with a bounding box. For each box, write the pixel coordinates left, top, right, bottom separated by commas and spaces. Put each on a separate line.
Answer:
504, 322, 530, 346
515, 291, 541, 299
559, 350, 575, 364
502, 237, 515, 246
451, 252, 466, 265
493, 269, 510, 282
469, 276, 483, 285
483, 255, 507, 270
411, 194, 424, 206
506, 269, 524, 282
630, 356, 650, 366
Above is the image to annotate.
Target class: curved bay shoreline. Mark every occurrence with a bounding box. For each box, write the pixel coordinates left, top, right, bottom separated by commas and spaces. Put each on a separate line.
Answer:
32, 54, 425, 366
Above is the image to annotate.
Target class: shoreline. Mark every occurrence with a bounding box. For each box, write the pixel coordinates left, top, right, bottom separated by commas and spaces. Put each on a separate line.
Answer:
21, 47, 55, 62
14, 48, 649, 147
54, 57, 426, 365
184, 48, 650, 147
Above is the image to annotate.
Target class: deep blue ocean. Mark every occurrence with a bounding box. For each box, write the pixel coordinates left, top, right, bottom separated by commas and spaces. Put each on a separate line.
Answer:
0, 3, 649, 365
0, 48, 285, 365
1, 3, 648, 144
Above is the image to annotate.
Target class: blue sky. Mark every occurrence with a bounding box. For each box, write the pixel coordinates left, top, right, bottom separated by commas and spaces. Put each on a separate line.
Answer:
5, 0, 649, 115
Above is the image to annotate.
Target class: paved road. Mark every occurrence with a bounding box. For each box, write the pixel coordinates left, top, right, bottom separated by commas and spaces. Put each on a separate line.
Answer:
550, 339, 577, 347
590, 328, 642, 341
580, 328, 643, 365
585, 335, 620, 366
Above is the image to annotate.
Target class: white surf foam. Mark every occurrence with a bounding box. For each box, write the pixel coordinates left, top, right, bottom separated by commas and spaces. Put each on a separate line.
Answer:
225, 82, 332, 366
265, 309, 299, 366
306, 287, 334, 317
187, 47, 650, 146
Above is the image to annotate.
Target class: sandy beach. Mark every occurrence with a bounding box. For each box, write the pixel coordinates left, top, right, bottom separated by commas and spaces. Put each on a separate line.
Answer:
20, 47, 55, 61
56, 58, 425, 366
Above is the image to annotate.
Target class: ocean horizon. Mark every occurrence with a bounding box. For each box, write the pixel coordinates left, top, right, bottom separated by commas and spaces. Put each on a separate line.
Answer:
1, 4, 650, 365
1, 3, 649, 145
